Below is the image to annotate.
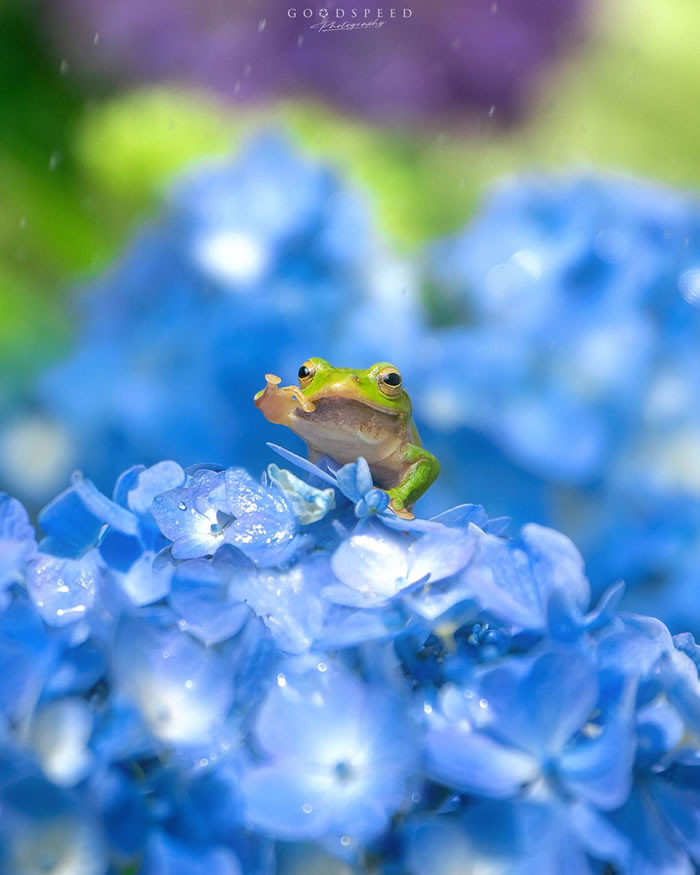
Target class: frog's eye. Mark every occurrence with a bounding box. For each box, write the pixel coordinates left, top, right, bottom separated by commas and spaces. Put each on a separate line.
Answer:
377, 366, 402, 397
298, 362, 315, 387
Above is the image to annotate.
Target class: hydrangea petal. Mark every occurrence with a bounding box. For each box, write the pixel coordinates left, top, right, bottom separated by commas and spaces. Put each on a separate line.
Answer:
25, 553, 101, 626
0, 494, 36, 587
331, 534, 409, 600
425, 727, 539, 797
127, 460, 186, 515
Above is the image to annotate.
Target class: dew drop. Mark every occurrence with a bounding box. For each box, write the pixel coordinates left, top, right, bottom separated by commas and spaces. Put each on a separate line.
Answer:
423, 702, 433, 714
199, 757, 209, 767
340, 835, 351, 847
49, 152, 61, 171
479, 698, 489, 709
277, 673, 287, 687
178, 501, 187, 511
302, 803, 313, 814
59, 59, 69, 74
317, 662, 327, 672
411, 792, 421, 804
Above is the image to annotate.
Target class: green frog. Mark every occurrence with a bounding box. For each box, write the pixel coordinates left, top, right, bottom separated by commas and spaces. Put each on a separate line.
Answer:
254, 358, 439, 519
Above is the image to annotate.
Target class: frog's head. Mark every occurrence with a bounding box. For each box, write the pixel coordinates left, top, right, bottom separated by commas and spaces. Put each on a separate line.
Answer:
296, 357, 412, 418
253, 358, 412, 428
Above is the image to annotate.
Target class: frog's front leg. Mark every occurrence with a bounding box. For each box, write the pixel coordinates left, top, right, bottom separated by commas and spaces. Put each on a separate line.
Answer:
387, 444, 440, 520
254, 373, 315, 425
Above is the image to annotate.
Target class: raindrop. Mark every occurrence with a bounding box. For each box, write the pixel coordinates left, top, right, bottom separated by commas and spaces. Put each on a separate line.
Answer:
93, 32, 100, 44
258, 18, 266, 31
59, 59, 69, 74
340, 835, 351, 847
488, 105, 496, 118
423, 702, 433, 714
18, 216, 27, 229
178, 501, 187, 510
49, 152, 61, 171
297, 35, 304, 47
479, 698, 489, 709
199, 757, 209, 767
411, 792, 421, 803
185, 679, 193, 689
317, 662, 327, 672
277, 673, 287, 687
302, 803, 313, 814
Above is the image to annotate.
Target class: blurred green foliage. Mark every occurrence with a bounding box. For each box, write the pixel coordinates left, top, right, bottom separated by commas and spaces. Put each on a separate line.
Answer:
0, 0, 698, 388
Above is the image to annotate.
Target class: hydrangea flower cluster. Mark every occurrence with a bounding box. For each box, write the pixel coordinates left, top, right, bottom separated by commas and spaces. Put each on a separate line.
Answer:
411, 174, 700, 630
2, 446, 700, 874
3, 138, 699, 636
0, 134, 418, 504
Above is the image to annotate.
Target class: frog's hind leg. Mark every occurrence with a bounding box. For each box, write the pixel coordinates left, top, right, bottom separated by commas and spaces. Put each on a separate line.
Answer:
387, 444, 440, 520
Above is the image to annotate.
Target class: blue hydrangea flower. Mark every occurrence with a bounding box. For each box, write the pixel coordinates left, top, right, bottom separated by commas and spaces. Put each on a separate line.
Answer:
240, 660, 417, 844
326, 526, 476, 609
425, 648, 634, 807
111, 612, 236, 748
153, 466, 299, 566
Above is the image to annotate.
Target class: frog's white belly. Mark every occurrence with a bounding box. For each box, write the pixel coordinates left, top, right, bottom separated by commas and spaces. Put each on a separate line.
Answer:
290, 399, 405, 467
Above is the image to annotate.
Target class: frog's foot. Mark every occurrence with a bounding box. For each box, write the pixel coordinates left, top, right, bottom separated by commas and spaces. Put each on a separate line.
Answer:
254, 373, 316, 424
389, 498, 414, 520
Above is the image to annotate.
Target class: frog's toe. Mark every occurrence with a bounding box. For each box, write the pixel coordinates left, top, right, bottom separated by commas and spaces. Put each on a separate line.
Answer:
389, 500, 414, 520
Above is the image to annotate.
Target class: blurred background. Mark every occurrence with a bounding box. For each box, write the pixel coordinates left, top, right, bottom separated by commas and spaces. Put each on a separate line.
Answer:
1, 0, 699, 629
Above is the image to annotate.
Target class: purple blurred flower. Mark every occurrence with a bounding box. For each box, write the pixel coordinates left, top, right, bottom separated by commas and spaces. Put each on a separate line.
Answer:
42, 0, 587, 123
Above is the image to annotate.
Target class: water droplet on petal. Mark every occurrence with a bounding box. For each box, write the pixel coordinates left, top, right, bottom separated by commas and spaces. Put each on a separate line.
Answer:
178, 501, 187, 511
302, 803, 313, 814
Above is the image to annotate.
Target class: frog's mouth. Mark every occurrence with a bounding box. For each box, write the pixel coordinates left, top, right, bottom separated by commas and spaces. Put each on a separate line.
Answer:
296, 395, 400, 419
